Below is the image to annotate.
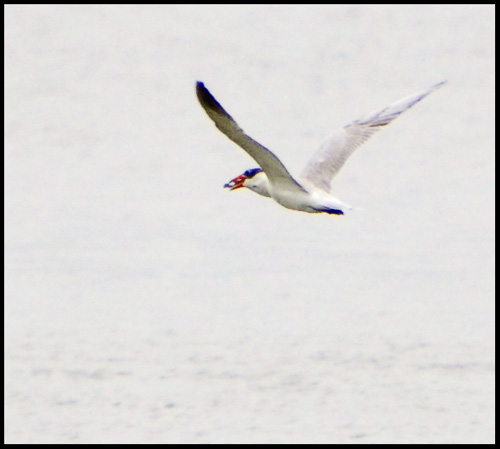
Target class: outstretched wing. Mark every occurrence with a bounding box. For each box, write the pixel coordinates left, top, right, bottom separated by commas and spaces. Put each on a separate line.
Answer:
300, 81, 446, 192
196, 82, 306, 193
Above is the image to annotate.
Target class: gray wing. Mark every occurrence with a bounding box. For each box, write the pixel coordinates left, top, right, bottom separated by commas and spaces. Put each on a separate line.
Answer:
300, 81, 446, 192
196, 82, 306, 193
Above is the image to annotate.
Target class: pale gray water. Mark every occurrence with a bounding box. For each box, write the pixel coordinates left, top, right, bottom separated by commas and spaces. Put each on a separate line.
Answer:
5, 5, 494, 444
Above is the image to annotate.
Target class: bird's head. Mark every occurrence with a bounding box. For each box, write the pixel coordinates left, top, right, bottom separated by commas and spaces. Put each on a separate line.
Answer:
223, 168, 270, 197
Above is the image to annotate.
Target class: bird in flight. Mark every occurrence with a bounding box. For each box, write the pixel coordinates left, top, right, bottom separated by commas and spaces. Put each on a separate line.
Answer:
196, 81, 445, 215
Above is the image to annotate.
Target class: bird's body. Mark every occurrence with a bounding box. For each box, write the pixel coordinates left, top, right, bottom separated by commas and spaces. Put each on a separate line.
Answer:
268, 175, 349, 214
196, 81, 445, 215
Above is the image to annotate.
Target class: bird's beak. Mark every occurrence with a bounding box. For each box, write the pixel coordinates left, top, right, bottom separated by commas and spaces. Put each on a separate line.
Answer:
224, 174, 246, 191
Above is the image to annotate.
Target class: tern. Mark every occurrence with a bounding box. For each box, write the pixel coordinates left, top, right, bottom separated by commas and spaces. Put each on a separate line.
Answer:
196, 81, 445, 215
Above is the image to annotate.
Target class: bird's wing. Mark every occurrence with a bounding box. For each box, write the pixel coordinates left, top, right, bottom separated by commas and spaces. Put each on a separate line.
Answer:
196, 82, 307, 193
300, 81, 446, 192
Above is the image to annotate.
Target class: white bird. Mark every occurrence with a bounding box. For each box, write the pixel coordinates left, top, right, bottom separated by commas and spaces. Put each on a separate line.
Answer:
196, 81, 445, 215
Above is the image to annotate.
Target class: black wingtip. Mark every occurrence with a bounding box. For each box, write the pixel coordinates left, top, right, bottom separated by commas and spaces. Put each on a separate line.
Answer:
196, 81, 209, 99
195, 81, 225, 115
195, 81, 209, 99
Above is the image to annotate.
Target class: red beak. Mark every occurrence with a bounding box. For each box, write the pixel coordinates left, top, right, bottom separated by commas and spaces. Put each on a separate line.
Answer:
224, 174, 246, 191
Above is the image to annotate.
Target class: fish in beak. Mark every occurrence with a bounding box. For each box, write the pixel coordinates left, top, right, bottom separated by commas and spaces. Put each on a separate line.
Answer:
224, 174, 246, 191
